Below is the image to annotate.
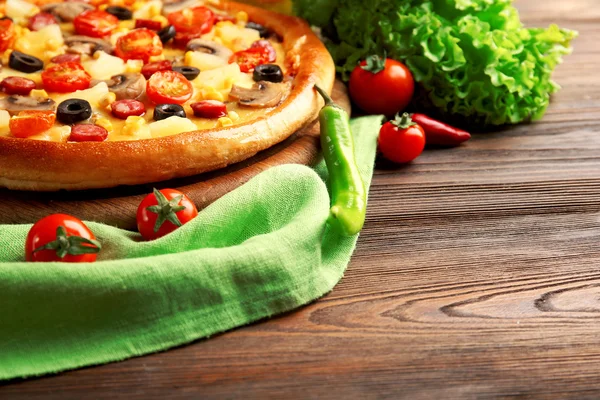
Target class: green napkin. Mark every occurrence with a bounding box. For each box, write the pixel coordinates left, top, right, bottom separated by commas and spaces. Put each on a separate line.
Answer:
0, 116, 381, 380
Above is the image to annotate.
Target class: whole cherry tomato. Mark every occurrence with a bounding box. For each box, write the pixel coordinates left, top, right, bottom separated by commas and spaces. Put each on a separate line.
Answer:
73, 10, 119, 38
146, 70, 193, 105
378, 113, 425, 164
0, 19, 15, 52
115, 28, 163, 63
28, 12, 58, 31
167, 6, 214, 34
349, 55, 415, 117
230, 47, 271, 73
9, 110, 56, 138
137, 188, 198, 240
25, 214, 101, 262
41, 62, 91, 93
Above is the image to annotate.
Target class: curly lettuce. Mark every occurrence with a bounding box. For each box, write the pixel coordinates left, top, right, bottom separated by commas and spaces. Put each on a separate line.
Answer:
294, 0, 577, 126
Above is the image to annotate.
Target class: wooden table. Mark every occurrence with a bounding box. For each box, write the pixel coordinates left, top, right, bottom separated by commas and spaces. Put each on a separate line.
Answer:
2, 1, 599, 398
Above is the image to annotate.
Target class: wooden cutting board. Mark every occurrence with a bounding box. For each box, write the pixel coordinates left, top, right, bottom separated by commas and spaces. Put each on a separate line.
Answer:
0, 80, 350, 230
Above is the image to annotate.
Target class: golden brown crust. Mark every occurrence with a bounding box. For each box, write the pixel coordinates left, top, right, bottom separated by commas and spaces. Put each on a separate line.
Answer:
0, 1, 336, 191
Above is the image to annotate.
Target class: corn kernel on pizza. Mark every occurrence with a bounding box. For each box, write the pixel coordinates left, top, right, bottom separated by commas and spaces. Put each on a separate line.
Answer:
0, 0, 334, 190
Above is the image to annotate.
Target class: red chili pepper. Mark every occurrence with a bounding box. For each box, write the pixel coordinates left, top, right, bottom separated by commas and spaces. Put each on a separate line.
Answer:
411, 113, 471, 148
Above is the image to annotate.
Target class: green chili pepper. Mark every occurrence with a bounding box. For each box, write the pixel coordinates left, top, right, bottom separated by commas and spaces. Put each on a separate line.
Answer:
314, 85, 366, 237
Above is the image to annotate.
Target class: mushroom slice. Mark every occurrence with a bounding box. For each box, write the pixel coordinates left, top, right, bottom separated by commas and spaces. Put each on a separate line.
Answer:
0, 95, 56, 116
64, 36, 114, 56
92, 73, 146, 100
162, 0, 200, 15
41, 2, 94, 22
187, 39, 233, 59
229, 81, 284, 108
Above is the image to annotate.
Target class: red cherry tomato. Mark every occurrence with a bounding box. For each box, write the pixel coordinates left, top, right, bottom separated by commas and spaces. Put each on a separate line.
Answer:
0, 76, 37, 95
250, 40, 276, 63
230, 47, 271, 73
115, 28, 163, 63
50, 53, 81, 64
111, 99, 146, 119
9, 110, 56, 138
69, 124, 109, 142
141, 60, 172, 80
378, 113, 425, 164
41, 62, 91, 93
28, 12, 58, 31
135, 18, 162, 31
137, 188, 198, 240
190, 100, 227, 119
25, 214, 101, 263
0, 19, 15, 52
167, 6, 214, 34
73, 10, 119, 38
349, 56, 415, 117
146, 70, 193, 105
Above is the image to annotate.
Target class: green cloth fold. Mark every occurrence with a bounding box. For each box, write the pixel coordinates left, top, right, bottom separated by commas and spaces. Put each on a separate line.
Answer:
0, 116, 381, 380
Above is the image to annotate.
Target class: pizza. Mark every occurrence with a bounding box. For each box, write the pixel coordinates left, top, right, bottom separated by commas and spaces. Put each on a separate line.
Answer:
0, 0, 335, 190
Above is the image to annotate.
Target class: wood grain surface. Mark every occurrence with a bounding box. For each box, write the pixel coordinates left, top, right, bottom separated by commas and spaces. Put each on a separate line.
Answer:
2, 0, 599, 398
0, 81, 349, 229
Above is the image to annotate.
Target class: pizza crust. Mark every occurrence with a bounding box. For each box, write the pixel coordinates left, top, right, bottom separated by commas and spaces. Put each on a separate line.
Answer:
0, 1, 336, 191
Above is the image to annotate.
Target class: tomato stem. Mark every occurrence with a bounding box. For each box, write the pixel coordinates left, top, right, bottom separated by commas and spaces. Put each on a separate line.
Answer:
146, 188, 186, 233
390, 112, 417, 130
32, 226, 102, 258
360, 53, 387, 74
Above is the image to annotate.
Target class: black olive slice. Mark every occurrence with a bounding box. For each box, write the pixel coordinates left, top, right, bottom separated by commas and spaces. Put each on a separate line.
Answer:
9, 51, 44, 73
154, 104, 186, 121
57, 99, 93, 124
246, 22, 269, 38
173, 66, 200, 81
158, 25, 176, 44
105, 6, 133, 20
253, 64, 283, 83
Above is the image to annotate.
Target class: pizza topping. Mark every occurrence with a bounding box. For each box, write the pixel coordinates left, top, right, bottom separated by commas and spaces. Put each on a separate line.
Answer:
135, 19, 162, 31
9, 51, 44, 73
187, 38, 233, 59
105, 6, 133, 21
57, 99, 93, 124
42, 62, 92, 93
173, 31, 203, 50
69, 124, 109, 142
251, 40, 277, 63
73, 10, 119, 38
230, 46, 273, 73
28, 12, 59, 31
111, 99, 146, 119
0, 77, 37, 96
115, 28, 163, 63
9, 110, 56, 138
253, 64, 283, 83
64, 35, 114, 56
141, 60, 172, 80
0, 95, 56, 116
146, 70, 192, 105
190, 100, 227, 119
98, 73, 146, 100
229, 81, 284, 108
50, 53, 81, 64
153, 103, 186, 121
157, 24, 176, 44
162, 0, 203, 16
41, 2, 94, 23
0, 19, 15, 53
172, 65, 199, 81
167, 6, 215, 35
245, 22, 269, 38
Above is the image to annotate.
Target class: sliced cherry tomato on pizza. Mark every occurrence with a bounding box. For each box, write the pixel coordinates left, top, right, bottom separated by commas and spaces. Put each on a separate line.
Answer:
146, 70, 193, 105
115, 28, 163, 63
167, 6, 214, 34
0, 18, 15, 53
73, 10, 119, 38
50, 53, 81, 64
111, 99, 146, 119
25, 214, 101, 262
190, 100, 227, 119
69, 124, 109, 142
141, 60, 172, 80
230, 47, 271, 73
0, 76, 37, 95
135, 18, 162, 31
41, 62, 91, 93
137, 188, 198, 241
251, 40, 277, 63
9, 110, 56, 138
28, 12, 58, 31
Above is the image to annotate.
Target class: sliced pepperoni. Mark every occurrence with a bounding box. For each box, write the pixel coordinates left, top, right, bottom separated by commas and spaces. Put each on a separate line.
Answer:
69, 124, 108, 142
190, 100, 227, 119
141, 60, 172, 80
135, 19, 162, 31
111, 99, 146, 119
50, 53, 81, 64
28, 12, 58, 31
0, 76, 37, 95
